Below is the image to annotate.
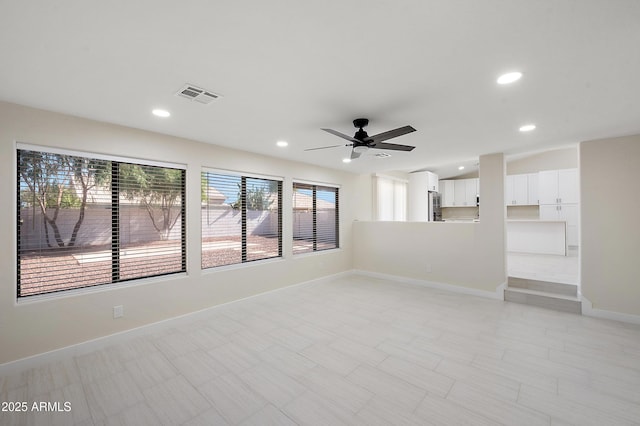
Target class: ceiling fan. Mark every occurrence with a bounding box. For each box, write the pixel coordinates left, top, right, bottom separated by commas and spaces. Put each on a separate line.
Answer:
306, 118, 416, 159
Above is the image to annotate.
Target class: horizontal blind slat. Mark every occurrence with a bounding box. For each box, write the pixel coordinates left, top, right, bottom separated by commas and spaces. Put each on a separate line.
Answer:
17, 149, 186, 297
202, 172, 282, 268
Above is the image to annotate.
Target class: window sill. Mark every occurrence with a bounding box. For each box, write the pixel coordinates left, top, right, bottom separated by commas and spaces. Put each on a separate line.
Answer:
15, 272, 188, 306
201, 256, 285, 274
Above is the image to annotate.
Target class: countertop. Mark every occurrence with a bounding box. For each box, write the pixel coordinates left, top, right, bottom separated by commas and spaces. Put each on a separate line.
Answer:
507, 219, 566, 223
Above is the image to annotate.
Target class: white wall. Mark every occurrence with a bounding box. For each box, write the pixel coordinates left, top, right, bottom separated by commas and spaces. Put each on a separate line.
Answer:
507, 146, 578, 174
580, 135, 640, 316
353, 153, 506, 294
0, 101, 357, 364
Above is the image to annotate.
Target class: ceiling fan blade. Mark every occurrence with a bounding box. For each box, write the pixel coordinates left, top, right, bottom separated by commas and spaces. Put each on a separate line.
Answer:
367, 125, 416, 143
322, 128, 359, 143
304, 144, 347, 151
371, 142, 416, 151
350, 149, 361, 159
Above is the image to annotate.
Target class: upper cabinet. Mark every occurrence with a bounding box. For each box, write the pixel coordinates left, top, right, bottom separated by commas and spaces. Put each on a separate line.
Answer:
426, 172, 439, 192
440, 178, 478, 207
539, 169, 579, 205
527, 172, 539, 205
505, 173, 540, 206
440, 180, 455, 207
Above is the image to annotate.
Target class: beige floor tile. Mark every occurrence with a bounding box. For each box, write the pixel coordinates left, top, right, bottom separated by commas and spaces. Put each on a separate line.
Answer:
518, 383, 636, 426
346, 364, 426, 412
84, 371, 144, 422
197, 373, 267, 424
415, 393, 502, 426
447, 382, 550, 425
142, 375, 211, 426
238, 364, 307, 408
7, 275, 640, 425
239, 404, 296, 426
296, 366, 373, 413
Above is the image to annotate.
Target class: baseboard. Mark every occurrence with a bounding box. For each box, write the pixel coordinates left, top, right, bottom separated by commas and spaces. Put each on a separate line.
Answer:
581, 296, 640, 325
351, 270, 506, 301
0, 270, 352, 375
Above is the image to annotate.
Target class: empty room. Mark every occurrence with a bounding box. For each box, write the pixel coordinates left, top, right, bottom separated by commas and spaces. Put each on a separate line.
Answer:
1, 1, 640, 425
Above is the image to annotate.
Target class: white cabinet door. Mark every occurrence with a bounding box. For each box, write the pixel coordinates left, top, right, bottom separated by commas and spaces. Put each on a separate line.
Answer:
539, 204, 579, 246
426, 171, 439, 192
539, 169, 578, 205
514, 175, 528, 205
558, 169, 579, 204
527, 173, 539, 205
465, 178, 478, 206
440, 180, 455, 207
538, 170, 559, 204
454, 179, 466, 206
506, 174, 529, 205
505, 175, 515, 206
539, 204, 559, 221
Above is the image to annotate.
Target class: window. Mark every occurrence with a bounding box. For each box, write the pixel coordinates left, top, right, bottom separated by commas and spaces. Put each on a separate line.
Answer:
201, 170, 282, 268
292, 182, 339, 254
373, 174, 407, 221
17, 147, 186, 298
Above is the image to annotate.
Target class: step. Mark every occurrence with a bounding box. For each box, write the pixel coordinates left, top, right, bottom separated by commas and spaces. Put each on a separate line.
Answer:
507, 277, 578, 297
504, 287, 582, 314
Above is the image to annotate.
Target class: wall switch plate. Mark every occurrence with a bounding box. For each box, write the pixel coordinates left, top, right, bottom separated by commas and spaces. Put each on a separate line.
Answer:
113, 305, 124, 319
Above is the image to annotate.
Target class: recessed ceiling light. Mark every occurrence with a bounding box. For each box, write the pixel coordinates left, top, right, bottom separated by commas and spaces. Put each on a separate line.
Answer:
497, 71, 523, 85
276, 140, 288, 147
519, 124, 536, 132
458, 166, 465, 170
152, 109, 170, 118
342, 158, 352, 163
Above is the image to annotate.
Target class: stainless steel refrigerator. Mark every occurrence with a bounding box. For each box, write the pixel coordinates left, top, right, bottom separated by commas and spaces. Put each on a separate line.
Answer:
428, 191, 442, 221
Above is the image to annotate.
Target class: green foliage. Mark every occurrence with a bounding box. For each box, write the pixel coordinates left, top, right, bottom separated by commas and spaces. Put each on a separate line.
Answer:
18, 150, 111, 247
119, 163, 183, 240
231, 183, 274, 211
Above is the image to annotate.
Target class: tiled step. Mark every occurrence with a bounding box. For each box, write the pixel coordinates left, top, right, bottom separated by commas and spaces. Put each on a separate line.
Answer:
504, 287, 582, 314
507, 277, 578, 297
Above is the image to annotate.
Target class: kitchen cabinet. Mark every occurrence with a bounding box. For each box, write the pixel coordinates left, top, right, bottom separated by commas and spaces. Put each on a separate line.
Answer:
505, 174, 529, 205
538, 168, 579, 246
506, 173, 539, 206
440, 180, 455, 207
539, 169, 578, 205
426, 172, 439, 192
527, 172, 539, 205
441, 178, 478, 207
540, 204, 579, 246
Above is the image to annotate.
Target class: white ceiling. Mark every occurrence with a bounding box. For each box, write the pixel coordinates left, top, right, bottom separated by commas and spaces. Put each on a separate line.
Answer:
1, 1, 639, 178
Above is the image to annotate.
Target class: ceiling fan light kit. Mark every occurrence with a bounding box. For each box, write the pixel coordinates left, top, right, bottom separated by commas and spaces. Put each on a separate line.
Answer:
307, 118, 417, 161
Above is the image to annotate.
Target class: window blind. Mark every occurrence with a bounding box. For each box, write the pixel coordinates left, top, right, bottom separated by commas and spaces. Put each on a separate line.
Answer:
292, 182, 339, 254
201, 171, 282, 269
17, 148, 186, 298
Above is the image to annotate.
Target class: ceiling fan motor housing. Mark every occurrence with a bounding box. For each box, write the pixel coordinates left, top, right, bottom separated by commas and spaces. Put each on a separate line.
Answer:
354, 129, 369, 141
353, 118, 369, 129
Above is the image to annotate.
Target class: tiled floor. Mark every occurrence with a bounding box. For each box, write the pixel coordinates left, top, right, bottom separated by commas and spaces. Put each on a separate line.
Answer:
2, 274, 640, 425
507, 249, 580, 285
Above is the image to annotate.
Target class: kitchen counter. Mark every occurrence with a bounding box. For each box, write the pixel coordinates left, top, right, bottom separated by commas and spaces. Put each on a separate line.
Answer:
507, 220, 567, 255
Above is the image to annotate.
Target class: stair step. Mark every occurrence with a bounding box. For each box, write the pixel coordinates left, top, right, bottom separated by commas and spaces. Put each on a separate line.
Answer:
504, 287, 582, 314
508, 277, 578, 296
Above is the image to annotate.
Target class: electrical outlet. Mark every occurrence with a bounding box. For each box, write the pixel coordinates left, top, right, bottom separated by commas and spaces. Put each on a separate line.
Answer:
113, 305, 124, 319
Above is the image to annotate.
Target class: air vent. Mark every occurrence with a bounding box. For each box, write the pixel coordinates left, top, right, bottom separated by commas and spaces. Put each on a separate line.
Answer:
375, 152, 392, 158
176, 84, 222, 105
